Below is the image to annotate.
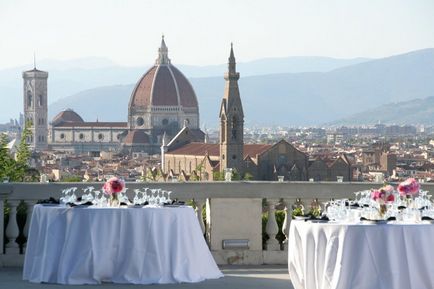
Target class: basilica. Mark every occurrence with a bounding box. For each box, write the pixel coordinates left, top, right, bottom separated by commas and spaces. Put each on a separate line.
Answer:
23, 37, 203, 156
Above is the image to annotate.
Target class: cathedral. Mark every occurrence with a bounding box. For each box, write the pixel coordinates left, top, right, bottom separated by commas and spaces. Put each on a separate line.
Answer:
161, 45, 313, 181
23, 37, 204, 155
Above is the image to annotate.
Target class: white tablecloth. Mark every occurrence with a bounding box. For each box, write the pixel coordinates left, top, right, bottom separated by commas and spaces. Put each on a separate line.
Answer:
288, 220, 434, 289
23, 205, 223, 284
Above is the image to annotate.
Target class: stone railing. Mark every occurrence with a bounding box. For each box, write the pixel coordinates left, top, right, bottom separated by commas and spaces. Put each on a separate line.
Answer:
1, 181, 433, 266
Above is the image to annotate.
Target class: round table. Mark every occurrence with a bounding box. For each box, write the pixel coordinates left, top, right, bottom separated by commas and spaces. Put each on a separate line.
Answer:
288, 220, 434, 289
23, 205, 223, 284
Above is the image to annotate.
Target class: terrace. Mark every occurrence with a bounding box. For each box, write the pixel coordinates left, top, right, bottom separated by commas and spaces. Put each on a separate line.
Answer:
2, 181, 431, 287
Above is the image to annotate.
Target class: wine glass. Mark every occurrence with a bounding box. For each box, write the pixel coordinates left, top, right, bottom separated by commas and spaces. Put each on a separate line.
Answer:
166, 191, 172, 204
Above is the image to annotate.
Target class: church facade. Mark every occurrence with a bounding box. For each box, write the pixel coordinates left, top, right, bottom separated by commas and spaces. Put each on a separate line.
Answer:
23, 37, 203, 155
161, 46, 314, 181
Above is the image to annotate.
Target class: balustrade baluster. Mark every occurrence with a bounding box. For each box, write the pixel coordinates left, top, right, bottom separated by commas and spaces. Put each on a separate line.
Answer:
23, 200, 36, 253
265, 198, 280, 251
5, 200, 20, 254
281, 198, 293, 251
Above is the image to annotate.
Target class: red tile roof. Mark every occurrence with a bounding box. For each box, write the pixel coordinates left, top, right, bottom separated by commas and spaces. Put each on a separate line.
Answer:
129, 64, 198, 109
167, 142, 272, 158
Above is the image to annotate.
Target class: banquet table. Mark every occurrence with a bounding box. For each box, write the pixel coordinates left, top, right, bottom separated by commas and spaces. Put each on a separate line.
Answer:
288, 220, 434, 289
23, 205, 223, 285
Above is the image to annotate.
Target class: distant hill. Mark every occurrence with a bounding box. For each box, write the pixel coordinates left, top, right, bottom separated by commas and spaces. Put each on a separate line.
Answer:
47, 48, 434, 126
0, 55, 369, 123
329, 96, 434, 125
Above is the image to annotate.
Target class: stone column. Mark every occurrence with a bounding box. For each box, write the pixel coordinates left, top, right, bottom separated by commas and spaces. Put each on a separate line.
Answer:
281, 198, 293, 251
265, 198, 280, 251
5, 200, 20, 254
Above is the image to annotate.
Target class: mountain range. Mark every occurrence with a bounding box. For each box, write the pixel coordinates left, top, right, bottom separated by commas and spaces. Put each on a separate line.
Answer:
330, 96, 434, 125
2, 48, 434, 126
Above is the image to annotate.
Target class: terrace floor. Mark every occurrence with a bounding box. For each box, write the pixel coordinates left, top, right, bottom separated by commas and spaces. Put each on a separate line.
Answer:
0, 265, 293, 289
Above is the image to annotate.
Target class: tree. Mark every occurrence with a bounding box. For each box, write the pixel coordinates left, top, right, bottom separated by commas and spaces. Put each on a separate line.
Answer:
12, 121, 33, 181
0, 133, 14, 181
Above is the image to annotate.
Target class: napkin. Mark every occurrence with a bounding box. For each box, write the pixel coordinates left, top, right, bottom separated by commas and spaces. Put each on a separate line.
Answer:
422, 216, 434, 221
37, 197, 60, 204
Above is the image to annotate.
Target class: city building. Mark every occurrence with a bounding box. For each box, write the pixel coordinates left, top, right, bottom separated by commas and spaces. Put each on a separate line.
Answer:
28, 37, 204, 155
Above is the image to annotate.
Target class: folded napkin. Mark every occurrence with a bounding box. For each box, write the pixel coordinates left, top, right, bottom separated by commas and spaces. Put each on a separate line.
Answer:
398, 206, 407, 210
163, 200, 185, 206
422, 216, 434, 221
387, 216, 396, 221
67, 201, 93, 207
37, 197, 60, 204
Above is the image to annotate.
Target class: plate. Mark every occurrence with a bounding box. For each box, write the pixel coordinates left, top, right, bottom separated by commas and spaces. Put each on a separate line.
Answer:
295, 216, 310, 220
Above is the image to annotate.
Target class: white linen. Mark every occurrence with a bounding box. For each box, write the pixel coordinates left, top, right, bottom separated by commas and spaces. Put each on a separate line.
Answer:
288, 220, 434, 289
23, 205, 223, 285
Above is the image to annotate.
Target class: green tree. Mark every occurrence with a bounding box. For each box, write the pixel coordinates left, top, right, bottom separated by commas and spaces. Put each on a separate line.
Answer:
12, 121, 33, 181
0, 133, 15, 181
243, 172, 254, 180
61, 175, 83, 182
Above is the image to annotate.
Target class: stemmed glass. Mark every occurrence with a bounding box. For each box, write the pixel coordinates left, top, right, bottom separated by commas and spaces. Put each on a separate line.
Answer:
149, 189, 157, 205
142, 188, 149, 204
166, 191, 172, 204
133, 189, 141, 205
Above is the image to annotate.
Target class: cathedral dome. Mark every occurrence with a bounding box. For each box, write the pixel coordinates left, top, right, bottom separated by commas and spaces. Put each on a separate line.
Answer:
129, 65, 198, 108
128, 37, 198, 109
52, 109, 84, 126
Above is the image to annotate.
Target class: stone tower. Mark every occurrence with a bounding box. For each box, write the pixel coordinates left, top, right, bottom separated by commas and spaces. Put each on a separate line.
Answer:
23, 67, 49, 151
219, 44, 244, 174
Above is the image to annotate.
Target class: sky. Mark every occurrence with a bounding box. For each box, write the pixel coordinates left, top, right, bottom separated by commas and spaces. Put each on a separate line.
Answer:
1, 0, 434, 68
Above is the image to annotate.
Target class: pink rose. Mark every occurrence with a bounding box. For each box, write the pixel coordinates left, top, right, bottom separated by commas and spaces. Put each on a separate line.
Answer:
386, 194, 395, 202
103, 177, 125, 195
397, 178, 420, 197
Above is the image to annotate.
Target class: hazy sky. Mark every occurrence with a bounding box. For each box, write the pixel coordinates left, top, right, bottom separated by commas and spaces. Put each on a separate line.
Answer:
1, 0, 434, 68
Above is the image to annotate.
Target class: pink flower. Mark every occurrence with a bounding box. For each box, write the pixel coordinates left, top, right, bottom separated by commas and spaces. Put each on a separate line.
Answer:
371, 190, 381, 201
397, 178, 420, 197
386, 194, 395, 202
103, 177, 125, 195
381, 185, 394, 194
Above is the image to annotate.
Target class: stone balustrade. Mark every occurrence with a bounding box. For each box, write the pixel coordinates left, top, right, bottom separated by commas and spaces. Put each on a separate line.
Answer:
1, 181, 433, 266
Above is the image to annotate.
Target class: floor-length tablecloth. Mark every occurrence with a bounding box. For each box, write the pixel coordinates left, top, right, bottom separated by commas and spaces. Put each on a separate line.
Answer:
288, 220, 434, 289
23, 205, 223, 284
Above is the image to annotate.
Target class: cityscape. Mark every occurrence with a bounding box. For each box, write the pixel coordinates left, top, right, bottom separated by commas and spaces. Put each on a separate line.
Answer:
1, 37, 433, 184
2, 1, 434, 288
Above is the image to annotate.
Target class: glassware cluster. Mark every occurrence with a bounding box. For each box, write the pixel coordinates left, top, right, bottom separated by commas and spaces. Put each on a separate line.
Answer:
60, 186, 173, 207
322, 189, 434, 223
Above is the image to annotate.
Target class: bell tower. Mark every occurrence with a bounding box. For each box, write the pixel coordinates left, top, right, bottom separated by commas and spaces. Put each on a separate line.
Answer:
219, 43, 244, 174
23, 64, 49, 151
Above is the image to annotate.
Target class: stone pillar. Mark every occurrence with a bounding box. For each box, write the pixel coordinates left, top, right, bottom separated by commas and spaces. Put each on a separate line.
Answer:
5, 200, 20, 254
282, 198, 293, 251
206, 198, 262, 265
265, 198, 280, 251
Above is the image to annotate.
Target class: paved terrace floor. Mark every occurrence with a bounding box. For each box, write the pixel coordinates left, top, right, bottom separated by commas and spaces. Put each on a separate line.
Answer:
0, 265, 293, 289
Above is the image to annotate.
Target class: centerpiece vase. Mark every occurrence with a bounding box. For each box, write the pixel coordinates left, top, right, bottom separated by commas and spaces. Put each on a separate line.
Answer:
109, 193, 120, 207
379, 204, 387, 218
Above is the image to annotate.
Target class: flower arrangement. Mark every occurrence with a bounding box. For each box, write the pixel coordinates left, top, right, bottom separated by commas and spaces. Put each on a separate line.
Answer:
397, 178, 420, 197
371, 185, 395, 218
371, 185, 395, 204
103, 177, 125, 207
103, 177, 125, 195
